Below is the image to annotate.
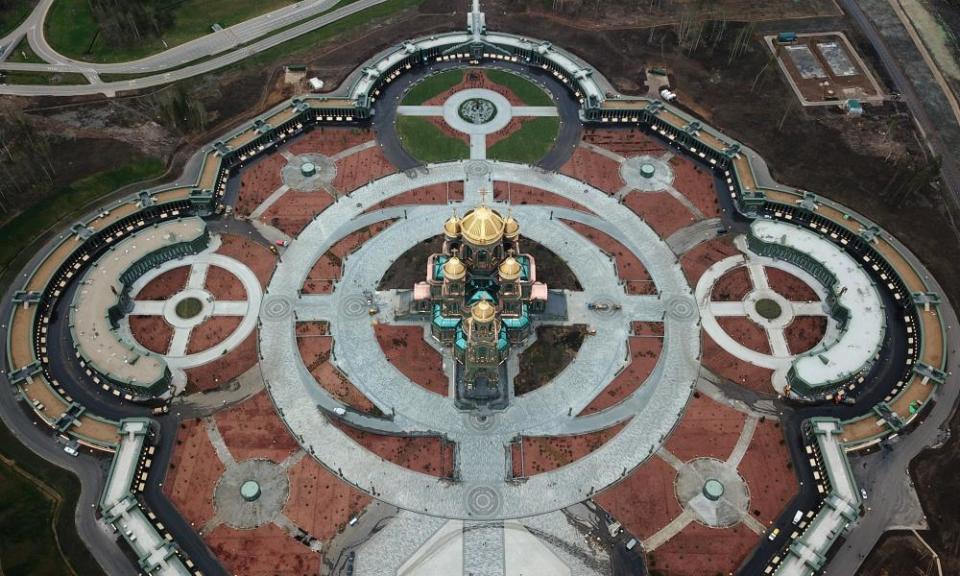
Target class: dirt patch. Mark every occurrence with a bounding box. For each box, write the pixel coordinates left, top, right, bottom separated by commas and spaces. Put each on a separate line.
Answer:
680, 235, 739, 286
183, 331, 258, 393
583, 127, 665, 157
205, 523, 320, 576
664, 393, 746, 463
375, 324, 448, 396
134, 266, 189, 300
670, 154, 721, 218
648, 521, 759, 576
282, 457, 372, 542
711, 266, 752, 301
594, 456, 681, 540
524, 239, 582, 291
335, 421, 454, 478
716, 316, 772, 355
259, 188, 336, 238
738, 419, 797, 525
331, 146, 396, 194
579, 336, 662, 415
164, 419, 223, 527
235, 154, 286, 216
701, 332, 775, 395
857, 531, 938, 576
286, 127, 375, 157
215, 234, 277, 289
514, 420, 628, 476
297, 334, 379, 414
377, 234, 444, 291
186, 316, 242, 354
303, 221, 394, 293
214, 391, 299, 463
623, 191, 697, 239
766, 267, 819, 301
514, 325, 586, 395
128, 315, 173, 354
785, 316, 826, 354
559, 146, 624, 194
204, 266, 246, 300
492, 181, 594, 215
365, 182, 465, 212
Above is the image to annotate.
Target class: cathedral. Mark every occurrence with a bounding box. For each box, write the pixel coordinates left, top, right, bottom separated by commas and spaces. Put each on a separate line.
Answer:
413, 198, 548, 410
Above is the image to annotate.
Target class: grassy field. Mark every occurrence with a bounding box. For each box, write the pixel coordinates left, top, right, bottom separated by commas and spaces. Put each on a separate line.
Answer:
6, 37, 44, 63
0, 157, 165, 275
396, 116, 469, 163
487, 117, 560, 164
0, 0, 36, 38
44, 0, 300, 63
1, 70, 88, 84
0, 421, 103, 575
485, 69, 553, 106
401, 69, 464, 105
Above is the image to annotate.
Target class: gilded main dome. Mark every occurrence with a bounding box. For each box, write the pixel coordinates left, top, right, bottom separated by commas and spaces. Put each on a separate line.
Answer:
443, 256, 466, 280
498, 256, 521, 280
460, 205, 505, 246
470, 299, 496, 323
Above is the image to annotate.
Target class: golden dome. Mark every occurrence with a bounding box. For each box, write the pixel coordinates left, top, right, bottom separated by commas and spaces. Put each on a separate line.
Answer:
498, 257, 521, 280
460, 205, 505, 246
443, 215, 461, 237
443, 256, 466, 280
470, 300, 496, 323
504, 216, 520, 238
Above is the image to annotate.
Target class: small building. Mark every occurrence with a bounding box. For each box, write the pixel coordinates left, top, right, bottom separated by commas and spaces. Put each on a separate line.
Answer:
842, 99, 863, 116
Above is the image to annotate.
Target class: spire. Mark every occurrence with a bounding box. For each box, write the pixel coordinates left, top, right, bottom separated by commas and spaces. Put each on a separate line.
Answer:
468, 0, 485, 42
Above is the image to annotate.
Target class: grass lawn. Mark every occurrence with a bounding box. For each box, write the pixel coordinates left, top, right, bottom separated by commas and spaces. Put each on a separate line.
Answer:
487, 117, 560, 164
1, 70, 88, 84
6, 37, 44, 63
485, 69, 553, 106
0, 158, 165, 275
396, 116, 469, 163
45, 0, 301, 63
401, 69, 464, 105
0, 0, 36, 38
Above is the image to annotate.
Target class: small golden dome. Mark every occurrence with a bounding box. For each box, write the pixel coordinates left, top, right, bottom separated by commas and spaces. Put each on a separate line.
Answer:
498, 257, 521, 280
504, 216, 519, 238
443, 256, 466, 280
460, 205, 505, 246
443, 215, 461, 237
470, 300, 496, 323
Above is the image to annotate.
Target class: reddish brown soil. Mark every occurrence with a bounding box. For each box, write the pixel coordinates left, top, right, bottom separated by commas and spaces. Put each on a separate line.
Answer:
297, 334, 378, 414
670, 155, 721, 218
701, 332, 775, 395
129, 316, 173, 354
332, 147, 396, 194
680, 236, 739, 287
164, 419, 223, 527
235, 154, 286, 216
632, 321, 666, 337
563, 220, 654, 293
785, 316, 827, 354
204, 266, 246, 300
365, 182, 465, 212
594, 456, 681, 540
374, 324, 447, 396
716, 316, 772, 355
492, 182, 594, 214
335, 422, 453, 477
302, 221, 394, 294
282, 457, 372, 542
738, 420, 798, 525
186, 316, 242, 354
514, 420, 628, 476
582, 128, 665, 157
664, 393, 745, 463
184, 331, 258, 393
623, 191, 697, 239
766, 267, 819, 301
135, 266, 190, 300
559, 147, 624, 194
215, 234, 277, 289
259, 189, 335, 237
296, 321, 329, 336
711, 266, 752, 301
580, 336, 662, 415
205, 523, 320, 576
286, 127, 375, 157
214, 391, 299, 462
649, 521, 759, 576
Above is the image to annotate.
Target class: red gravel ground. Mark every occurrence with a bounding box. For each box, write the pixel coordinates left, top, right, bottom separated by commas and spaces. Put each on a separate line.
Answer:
664, 393, 745, 463
623, 191, 697, 239
563, 220, 654, 294
336, 422, 454, 477
716, 317, 772, 355
286, 127, 375, 157
215, 234, 277, 289
559, 147, 624, 194
766, 267, 819, 301
711, 266, 752, 301
580, 336, 662, 415
680, 236, 740, 287
205, 523, 320, 576
186, 316, 242, 354
492, 182, 594, 214
633, 321, 666, 337
670, 155, 721, 218
594, 456, 681, 540
129, 316, 173, 354
214, 391, 299, 463
365, 182, 465, 212
513, 420, 628, 476
282, 457, 372, 542
374, 324, 448, 396
135, 266, 189, 300
203, 266, 245, 300
164, 419, 223, 527
701, 332, 776, 395
302, 221, 393, 294
297, 334, 378, 414
738, 420, 798, 525
649, 521, 759, 576
184, 331, 258, 393
332, 147, 395, 195
235, 154, 286, 216
785, 316, 827, 354
582, 128, 665, 157
259, 189, 335, 238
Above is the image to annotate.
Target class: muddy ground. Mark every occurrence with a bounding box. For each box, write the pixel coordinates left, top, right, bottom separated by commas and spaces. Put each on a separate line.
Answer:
857, 531, 941, 575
